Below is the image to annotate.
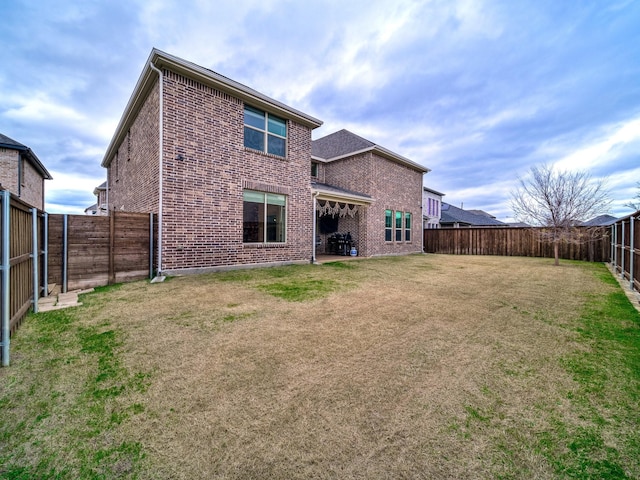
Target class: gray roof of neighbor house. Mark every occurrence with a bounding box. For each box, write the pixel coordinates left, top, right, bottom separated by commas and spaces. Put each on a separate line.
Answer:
102, 48, 323, 168
580, 214, 618, 227
440, 202, 506, 226
312, 129, 430, 173
0, 133, 53, 180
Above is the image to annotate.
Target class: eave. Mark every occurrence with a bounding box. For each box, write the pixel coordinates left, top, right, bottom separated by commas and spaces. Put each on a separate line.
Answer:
317, 146, 430, 174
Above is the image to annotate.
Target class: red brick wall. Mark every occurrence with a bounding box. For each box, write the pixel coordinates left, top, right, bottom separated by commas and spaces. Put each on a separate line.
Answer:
324, 152, 423, 257
0, 148, 19, 195
108, 79, 161, 214
108, 69, 313, 273
0, 148, 45, 209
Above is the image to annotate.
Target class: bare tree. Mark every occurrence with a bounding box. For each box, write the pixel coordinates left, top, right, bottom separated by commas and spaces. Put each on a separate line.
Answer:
624, 182, 640, 211
511, 164, 611, 265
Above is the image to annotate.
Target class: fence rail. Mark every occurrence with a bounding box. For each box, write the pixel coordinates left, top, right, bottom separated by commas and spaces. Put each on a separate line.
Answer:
1, 191, 156, 366
611, 211, 639, 293
424, 226, 610, 262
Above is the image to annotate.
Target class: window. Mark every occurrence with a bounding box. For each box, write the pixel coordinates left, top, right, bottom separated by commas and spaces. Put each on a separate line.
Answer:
428, 198, 432, 216
311, 162, 318, 178
395, 211, 403, 241
405, 213, 411, 241
243, 190, 286, 243
244, 105, 287, 157
385, 210, 393, 241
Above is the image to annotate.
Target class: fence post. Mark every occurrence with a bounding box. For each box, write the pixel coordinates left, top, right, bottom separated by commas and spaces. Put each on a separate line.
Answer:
62, 214, 68, 293
43, 212, 48, 297
31, 208, 39, 314
109, 212, 115, 285
621, 220, 625, 280
630, 216, 635, 292
1, 190, 10, 366
610, 224, 615, 267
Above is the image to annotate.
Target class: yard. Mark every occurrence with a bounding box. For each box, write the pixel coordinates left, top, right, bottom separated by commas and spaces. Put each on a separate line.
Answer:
1, 254, 639, 479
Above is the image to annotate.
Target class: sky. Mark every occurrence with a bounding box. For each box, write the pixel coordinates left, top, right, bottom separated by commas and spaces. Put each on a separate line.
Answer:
1, 0, 639, 221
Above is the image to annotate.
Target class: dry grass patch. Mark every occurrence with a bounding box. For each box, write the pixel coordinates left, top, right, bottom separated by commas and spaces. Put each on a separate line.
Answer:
1, 255, 639, 479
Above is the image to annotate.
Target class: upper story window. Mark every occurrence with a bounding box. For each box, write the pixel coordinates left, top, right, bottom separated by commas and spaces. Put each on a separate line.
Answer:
244, 105, 287, 158
311, 162, 318, 178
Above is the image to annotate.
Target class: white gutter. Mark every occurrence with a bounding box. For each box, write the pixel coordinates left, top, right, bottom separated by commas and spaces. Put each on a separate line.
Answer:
148, 61, 164, 279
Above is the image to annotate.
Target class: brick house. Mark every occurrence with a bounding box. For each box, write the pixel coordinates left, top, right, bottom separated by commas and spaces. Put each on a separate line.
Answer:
102, 49, 428, 274
84, 181, 108, 215
423, 187, 445, 229
0, 133, 52, 210
311, 130, 428, 257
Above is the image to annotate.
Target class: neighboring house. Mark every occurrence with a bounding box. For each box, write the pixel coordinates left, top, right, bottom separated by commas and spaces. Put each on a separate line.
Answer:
101, 49, 429, 274
580, 214, 617, 227
84, 181, 108, 215
422, 187, 445, 229
0, 133, 52, 209
439, 202, 506, 228
311, 129, 429, 257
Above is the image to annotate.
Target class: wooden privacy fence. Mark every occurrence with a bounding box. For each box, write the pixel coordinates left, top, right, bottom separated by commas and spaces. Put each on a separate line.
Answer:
1, 197, 156, 366
48, 212, 157, 291
424, 226, 610, 262
1, 190, 47, 366
611, 211, 639, 293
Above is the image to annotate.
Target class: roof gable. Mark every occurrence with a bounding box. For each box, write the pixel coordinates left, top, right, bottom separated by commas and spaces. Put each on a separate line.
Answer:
312, 129, 429, 173
312, 129, 374, 159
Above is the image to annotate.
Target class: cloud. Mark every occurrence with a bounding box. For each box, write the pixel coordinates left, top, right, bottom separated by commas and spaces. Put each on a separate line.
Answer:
552, 116, 640, 172
45, 170, 103, 214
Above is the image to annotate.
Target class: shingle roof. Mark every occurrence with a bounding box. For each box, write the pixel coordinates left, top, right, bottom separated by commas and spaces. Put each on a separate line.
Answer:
312, 129, 429, 173
312, 129, 375, 159
580, 214, 617, 227
0, 133, 27, 149
440, 203, 506, 226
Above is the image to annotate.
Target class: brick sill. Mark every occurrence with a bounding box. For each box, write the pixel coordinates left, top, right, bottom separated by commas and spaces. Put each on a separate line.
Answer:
244, 147, 287, 161
243, 242, 288, 248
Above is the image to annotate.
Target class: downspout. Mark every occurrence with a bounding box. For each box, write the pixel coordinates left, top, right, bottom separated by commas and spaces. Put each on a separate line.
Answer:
312, 192, 319, 263
105, 176, 109, 215
148, 61, 164, 280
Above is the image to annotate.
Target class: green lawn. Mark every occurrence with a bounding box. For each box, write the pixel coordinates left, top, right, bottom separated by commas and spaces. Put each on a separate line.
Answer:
1, 255, 639, 479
